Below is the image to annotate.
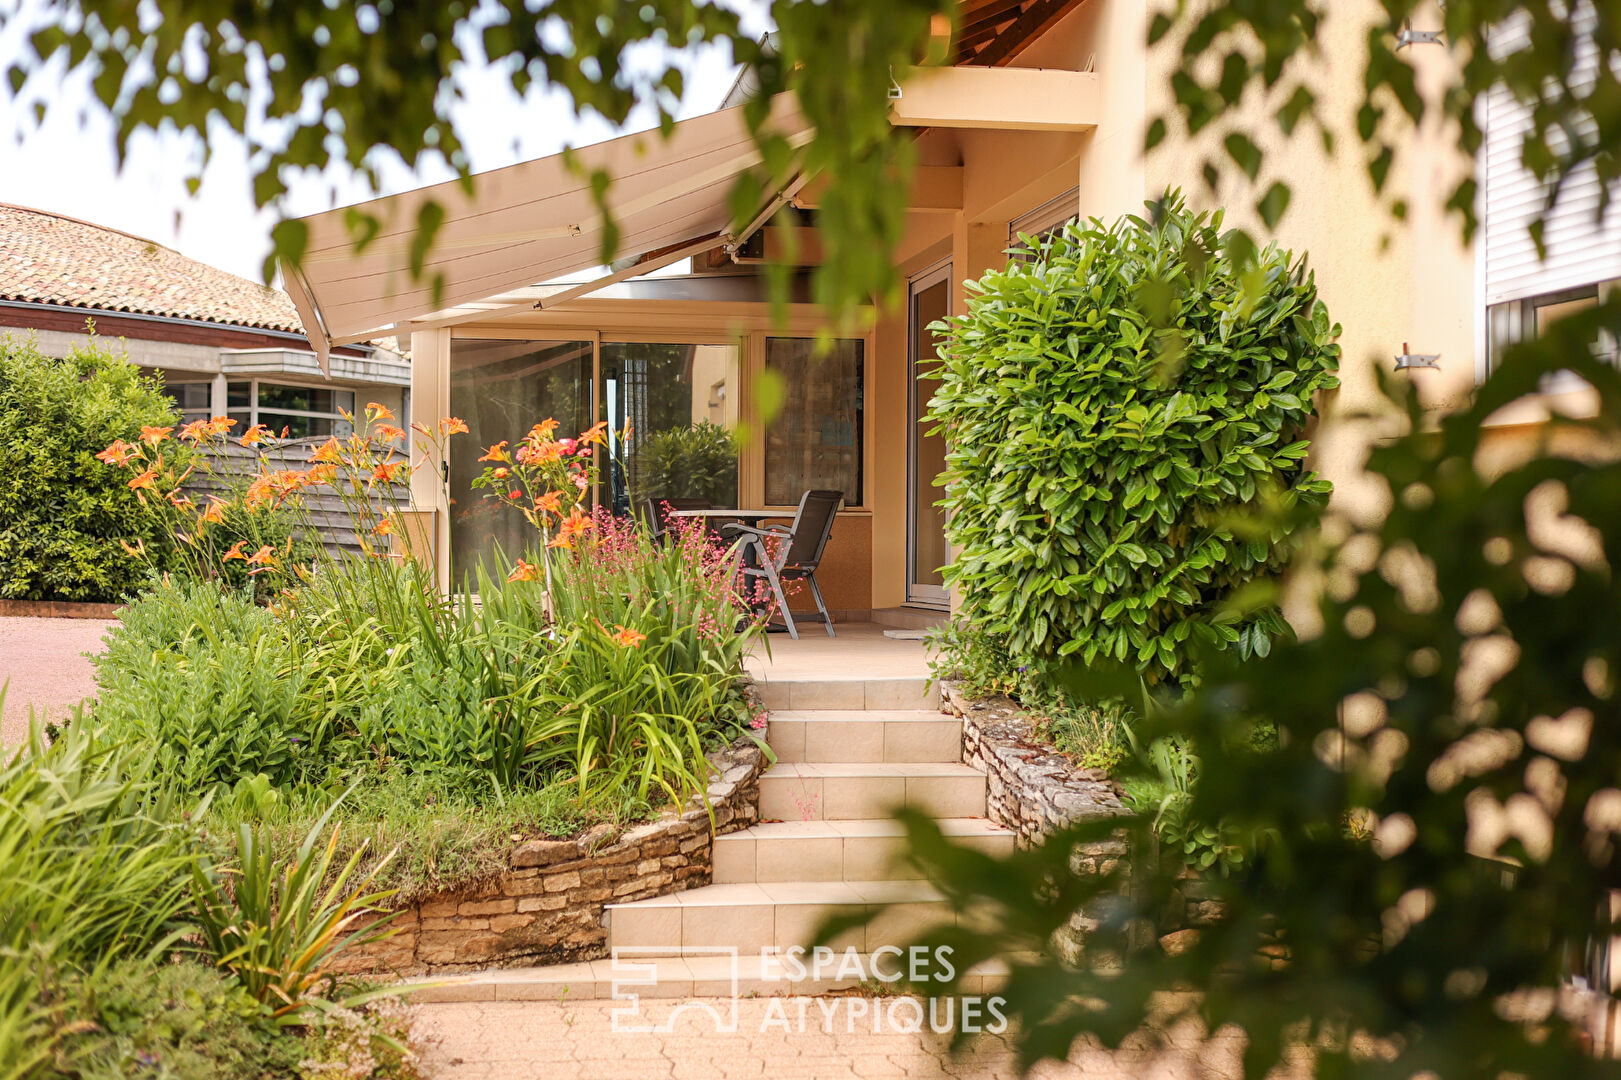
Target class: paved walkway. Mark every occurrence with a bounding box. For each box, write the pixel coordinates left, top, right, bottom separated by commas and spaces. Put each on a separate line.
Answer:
0, 616, 112, 744
411, 997, 1251, 1080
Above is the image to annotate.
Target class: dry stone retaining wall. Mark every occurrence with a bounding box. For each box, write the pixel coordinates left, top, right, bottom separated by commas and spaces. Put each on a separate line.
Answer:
940, 679, 1224, 945
940, 680, 1127, 844
337, 738, 766, 976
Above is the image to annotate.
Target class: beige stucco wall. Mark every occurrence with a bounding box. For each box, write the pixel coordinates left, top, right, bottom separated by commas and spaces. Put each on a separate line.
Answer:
1143, 0, 1473, 535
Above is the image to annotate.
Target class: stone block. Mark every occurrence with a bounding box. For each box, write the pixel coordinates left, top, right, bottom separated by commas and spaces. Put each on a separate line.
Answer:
511, 839, 580, 869
518, 894, 570, 913
543, 871, 582, 893
458, 899, 516, 917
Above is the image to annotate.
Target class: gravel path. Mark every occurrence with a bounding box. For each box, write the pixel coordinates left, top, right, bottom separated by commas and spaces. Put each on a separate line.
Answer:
410, 997, 1255, 1080
0, 616, 113, 745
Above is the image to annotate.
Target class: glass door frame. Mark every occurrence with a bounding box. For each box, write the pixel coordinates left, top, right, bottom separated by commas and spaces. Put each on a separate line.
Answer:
906, 259, 952, 609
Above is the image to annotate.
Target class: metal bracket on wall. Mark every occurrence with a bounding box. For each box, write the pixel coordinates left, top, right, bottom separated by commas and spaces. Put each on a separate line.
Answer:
1396, 28, 1444, 49
1395, 343, 1442, 371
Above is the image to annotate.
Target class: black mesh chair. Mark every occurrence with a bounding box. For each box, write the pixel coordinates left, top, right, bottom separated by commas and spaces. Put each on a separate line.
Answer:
641, 497, 712, 544
724, 489, 843, 639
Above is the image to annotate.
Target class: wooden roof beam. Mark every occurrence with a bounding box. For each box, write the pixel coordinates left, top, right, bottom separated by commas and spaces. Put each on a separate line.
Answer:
889, 66, 1099, 131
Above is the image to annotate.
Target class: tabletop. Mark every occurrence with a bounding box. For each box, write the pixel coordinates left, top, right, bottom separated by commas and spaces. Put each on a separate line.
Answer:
666, 508, 787, 518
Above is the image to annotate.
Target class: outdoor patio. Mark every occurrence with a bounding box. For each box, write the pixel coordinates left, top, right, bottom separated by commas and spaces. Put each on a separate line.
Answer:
745, 622, 934, 684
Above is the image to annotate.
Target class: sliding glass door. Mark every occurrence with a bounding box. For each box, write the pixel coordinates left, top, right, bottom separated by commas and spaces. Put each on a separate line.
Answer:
448, 338, 592, 582
599, 342, 739, 518
908, 262, 951, 608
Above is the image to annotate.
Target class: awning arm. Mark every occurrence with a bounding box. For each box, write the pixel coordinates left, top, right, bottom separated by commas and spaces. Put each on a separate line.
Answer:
282, 264, 335, 375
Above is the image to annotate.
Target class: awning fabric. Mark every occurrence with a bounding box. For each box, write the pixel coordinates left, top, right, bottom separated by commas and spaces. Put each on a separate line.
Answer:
282, 96, 809, 362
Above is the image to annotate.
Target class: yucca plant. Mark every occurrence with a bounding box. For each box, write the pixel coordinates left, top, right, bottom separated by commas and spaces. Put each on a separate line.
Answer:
191, 797, 400, 1023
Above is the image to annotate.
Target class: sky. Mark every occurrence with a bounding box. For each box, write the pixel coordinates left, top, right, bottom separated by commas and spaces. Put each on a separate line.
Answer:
0, 5, 754, 284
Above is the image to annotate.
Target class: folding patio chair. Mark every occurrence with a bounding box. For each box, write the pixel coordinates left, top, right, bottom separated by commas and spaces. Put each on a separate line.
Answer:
724, 489, 843, 639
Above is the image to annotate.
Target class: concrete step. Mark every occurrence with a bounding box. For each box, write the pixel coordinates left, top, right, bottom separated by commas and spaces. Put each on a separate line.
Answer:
758, 762, 987, 821
403, 952, 1015, 1003
766, 710, 961, 764
869, 605, 948, 632
714, 818, 1014, 883
606, 880, 957, 957
752, 677, 939, 712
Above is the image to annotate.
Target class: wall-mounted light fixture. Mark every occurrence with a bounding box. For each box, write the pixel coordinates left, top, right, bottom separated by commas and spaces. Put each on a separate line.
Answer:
1396, 27, 1444, 49
1394, 342, 1441, 371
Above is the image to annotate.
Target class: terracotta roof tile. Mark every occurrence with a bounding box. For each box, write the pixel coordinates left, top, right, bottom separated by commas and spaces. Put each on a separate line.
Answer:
0, 203, 304, 334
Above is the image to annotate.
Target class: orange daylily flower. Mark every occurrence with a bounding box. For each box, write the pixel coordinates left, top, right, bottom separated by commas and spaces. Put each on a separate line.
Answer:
139, 425, 173, 445
127, 468, 158, 491
517, 440, 563, 465
305, 463, 338, 486
535, 490, 563, 515
311, 437, 342, 464
372, 461, 406, 485
579, 420, 609, 446
530, 419, 560, 440
244, 544, 277, 566
610, 625, 647, 648
178, 419, 210, 443
366, 402, 395, 420
198, 498, 226, 526
478, 441, 509, 463
507, 559, 541, 582
375, 424, 407, 443
222, 540, 249, 562
373, 517, 395, 537
210, 416, 238, 432
440, 416, 469, 436
96, 439, 137, 466
239, 424, 272, 447
547, 531, 574, 550
558, 506, 595, 539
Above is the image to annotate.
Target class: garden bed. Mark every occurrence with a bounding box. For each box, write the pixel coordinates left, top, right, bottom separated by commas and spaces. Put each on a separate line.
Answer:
335, 736, 768, 975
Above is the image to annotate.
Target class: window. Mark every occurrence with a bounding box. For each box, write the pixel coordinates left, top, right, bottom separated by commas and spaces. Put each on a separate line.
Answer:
1486, 279, 1620, 383
224, 380, 357, 438
1008, 187, 1079, 261
162, 381, 212, 422
1480, 7, 1621, 383
763, 338, 863, 506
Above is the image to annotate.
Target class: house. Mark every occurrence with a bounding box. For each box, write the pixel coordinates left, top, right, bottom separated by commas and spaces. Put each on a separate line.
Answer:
0, 203, 411, 436
278, 0, 1620, 620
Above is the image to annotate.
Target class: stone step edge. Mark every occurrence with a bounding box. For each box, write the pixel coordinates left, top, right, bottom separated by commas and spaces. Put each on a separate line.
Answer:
401, 952, 1013, 1004
715, 818, 1013, 840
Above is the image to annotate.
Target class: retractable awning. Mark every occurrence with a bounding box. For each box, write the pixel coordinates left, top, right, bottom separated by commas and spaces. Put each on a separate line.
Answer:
282, 96, 810, 366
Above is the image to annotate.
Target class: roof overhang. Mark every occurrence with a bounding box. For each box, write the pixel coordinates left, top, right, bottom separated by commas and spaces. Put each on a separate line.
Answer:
282, 96, 811, 368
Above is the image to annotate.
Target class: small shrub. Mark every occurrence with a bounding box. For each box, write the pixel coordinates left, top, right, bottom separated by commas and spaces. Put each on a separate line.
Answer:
930, 195, 1340, 696
630, 420, 739, 506
40, 960, 292, 1080
91, 579, 325, 791
0, 334, 184, 601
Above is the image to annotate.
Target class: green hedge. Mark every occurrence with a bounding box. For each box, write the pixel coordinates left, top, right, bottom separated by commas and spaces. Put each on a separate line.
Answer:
929, 198, 1340, 692
0, 335, 184, 602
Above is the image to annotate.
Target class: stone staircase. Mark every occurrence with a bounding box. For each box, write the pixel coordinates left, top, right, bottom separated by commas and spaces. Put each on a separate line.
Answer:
604, 678, 1015, 959
406, 673, 1016, 1002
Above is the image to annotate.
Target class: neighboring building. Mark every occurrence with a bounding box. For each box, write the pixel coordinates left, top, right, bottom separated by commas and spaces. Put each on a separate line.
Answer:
278, 0, 1619, 617
0, 203, 411, 436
